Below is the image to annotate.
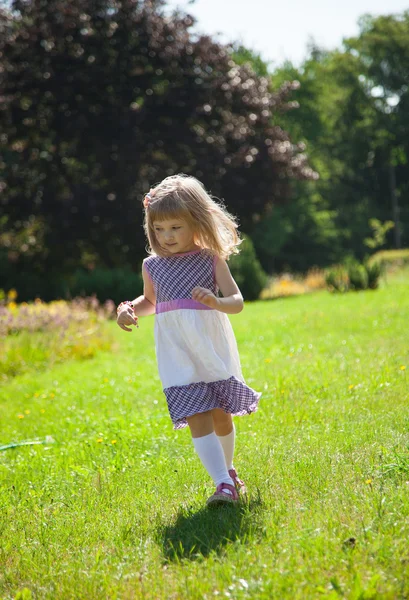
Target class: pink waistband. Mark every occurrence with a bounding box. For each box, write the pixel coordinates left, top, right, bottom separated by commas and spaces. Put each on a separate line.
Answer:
156, 299, 214, 314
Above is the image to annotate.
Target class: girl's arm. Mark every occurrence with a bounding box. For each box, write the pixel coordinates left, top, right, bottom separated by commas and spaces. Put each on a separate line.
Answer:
131, 263, 156, 316
117, 264, 156, 332
192, 258, 244, 315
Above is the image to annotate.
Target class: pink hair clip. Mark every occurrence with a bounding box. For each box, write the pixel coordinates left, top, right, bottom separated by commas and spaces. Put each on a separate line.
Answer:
143, 193, 152, 209
143, 189, 155, 209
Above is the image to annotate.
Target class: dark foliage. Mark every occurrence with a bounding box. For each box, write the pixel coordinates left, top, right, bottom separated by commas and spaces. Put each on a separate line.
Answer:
229, 236, 267, 301
0, 0, 313, 292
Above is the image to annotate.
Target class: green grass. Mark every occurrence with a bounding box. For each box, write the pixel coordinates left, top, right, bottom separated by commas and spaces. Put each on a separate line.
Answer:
0, 328, 112, 381
1, 275, 408, 599
0, 299, 114, 382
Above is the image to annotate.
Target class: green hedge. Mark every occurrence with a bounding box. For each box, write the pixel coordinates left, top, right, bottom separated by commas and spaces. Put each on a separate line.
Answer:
228, 236, 267, 301
368, 249, 409, 269
0, 256, 143, 304
2, 241, 268, 303
66, 267, 143, 304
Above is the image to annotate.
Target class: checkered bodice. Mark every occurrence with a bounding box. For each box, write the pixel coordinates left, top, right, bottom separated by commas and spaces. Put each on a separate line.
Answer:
144, 249, 218, 304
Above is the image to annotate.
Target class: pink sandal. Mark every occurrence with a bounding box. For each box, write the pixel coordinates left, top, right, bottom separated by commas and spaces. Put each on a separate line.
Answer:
229, 468, 247, 494
206, 482, 239, 506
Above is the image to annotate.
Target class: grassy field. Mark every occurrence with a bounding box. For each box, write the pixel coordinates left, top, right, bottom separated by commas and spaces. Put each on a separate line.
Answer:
1, 272, 408, 599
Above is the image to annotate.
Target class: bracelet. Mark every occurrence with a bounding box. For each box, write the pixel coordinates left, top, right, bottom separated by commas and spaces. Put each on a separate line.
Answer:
116, 300, 134, 314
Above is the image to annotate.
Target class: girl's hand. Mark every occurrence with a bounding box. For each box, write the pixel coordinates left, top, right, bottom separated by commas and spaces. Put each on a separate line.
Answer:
117, 307, 138, 332
192, 287, 220, 309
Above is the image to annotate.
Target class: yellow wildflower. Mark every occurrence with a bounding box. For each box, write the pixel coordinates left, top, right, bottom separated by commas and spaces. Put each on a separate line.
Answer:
97, 438, 103, 443
400, 366, 406, 371
111, 440, 117, 445
17, 414, 24, 419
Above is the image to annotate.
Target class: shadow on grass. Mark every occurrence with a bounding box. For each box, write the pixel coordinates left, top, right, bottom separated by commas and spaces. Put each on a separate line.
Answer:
157, 490, 264, 562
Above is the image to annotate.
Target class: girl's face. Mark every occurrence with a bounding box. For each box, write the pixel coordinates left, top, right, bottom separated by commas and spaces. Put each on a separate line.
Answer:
153, 218, 197, 254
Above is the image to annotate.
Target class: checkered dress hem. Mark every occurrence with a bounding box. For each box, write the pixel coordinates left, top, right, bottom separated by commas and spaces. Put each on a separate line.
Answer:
164, 376, 262, 430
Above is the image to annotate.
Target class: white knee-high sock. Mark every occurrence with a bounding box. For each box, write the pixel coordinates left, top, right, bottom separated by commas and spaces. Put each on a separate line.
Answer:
192, 432, 234, 488
217, 424, 235, 470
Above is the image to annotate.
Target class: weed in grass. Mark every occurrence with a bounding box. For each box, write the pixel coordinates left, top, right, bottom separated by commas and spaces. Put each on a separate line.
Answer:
379, 446, 409, 480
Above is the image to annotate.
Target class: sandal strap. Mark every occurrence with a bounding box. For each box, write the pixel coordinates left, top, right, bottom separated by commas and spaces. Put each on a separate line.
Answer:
216, 482, 238, 498
229, 468, 245, 486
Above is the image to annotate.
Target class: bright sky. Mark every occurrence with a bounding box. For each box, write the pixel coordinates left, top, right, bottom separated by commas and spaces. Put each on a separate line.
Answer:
167, 0, 408, 66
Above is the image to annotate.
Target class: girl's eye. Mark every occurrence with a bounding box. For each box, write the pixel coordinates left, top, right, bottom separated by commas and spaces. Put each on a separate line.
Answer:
172, 227, 181, 230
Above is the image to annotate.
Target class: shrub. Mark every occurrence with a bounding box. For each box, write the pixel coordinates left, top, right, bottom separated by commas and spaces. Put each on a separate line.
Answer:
347, 262, 368, 291
66, 267, 143, 304
366, 261, 382, 289
228, 236, 267, 301
325, 260, 383, 293
325, 266, 349, 293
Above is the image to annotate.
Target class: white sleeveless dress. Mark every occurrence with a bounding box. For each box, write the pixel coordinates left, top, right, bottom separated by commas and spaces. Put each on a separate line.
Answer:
144, 249, 261, 429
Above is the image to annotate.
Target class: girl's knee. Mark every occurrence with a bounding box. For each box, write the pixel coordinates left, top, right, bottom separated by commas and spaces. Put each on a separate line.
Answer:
186, 411, 214, 438
212, 408, 231, 423
212, 409, 233, 435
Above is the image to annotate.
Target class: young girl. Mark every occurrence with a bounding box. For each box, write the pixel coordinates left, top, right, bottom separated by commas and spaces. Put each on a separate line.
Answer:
117, 174, 261, 506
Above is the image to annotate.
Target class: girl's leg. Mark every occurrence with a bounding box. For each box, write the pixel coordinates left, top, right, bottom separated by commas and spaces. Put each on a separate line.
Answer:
186, 411, 234, 490
212, 408, 233, 436
186, 410, 214, 438
212, 409, 246, 493
212, 409, 235, 470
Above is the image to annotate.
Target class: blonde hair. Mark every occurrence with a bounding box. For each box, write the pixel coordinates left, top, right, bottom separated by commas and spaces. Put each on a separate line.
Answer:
143, 174, 241, 259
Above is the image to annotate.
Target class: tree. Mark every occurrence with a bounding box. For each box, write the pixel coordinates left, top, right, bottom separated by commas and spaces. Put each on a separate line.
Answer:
0, 0, 314, 285
236, 49, 340, 271
261, 12, 409, 269
345, 12, 409, 249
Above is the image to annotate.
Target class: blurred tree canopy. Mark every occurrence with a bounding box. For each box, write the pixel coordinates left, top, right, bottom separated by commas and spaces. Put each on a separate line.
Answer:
245, 11, 409, 271
0, 0, 314, 287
